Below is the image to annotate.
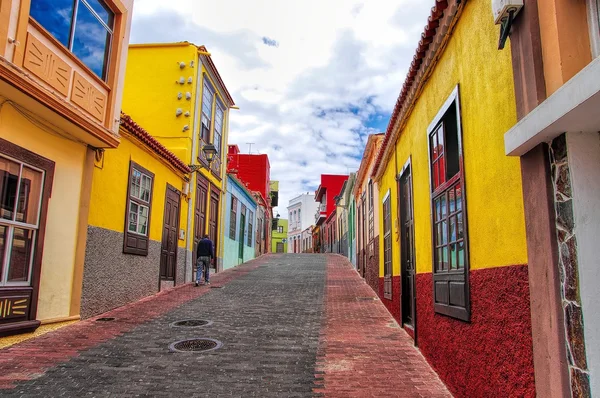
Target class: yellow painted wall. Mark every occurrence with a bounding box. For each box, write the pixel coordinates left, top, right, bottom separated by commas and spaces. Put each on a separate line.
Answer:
122, 44, 231, 256
0, 104, 85, 320
377, 0, 527, 276
88, 132, 189, 248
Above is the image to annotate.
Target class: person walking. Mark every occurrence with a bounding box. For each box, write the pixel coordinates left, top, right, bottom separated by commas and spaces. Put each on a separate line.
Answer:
196, 234, 214, 286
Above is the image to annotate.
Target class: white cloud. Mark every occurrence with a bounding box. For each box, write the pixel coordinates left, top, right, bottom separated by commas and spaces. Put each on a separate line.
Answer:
130, 0, 434, 214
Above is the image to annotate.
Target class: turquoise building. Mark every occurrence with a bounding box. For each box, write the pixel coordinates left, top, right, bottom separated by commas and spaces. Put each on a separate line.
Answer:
223, 174, 258, 270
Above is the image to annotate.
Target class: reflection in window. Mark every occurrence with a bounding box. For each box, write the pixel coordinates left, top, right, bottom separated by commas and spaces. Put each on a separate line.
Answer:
8, 228, 34, 283
29, 0, 114, 80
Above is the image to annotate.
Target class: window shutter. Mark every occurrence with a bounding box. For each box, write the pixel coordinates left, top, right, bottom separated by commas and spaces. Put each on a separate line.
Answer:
123, 161, 154, 256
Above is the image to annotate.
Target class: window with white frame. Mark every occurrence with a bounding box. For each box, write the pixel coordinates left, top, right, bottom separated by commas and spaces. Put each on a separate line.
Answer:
124, 161, 154, 255
201, 79, 215, 144
0, 156, 44, 286
214, 101, 225, 154
30, 0, 115, 80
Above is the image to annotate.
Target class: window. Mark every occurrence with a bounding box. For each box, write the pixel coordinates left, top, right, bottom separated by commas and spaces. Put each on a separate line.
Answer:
123, 162, 154, 255
247, 211, 253, 246
0, 156, 45, 286
277, 226, 283, 233
201, 79, 214, 144
368, 181, 374, 254
428, 86, 469, 321
30, 0, 114, 80
383, 193, 392, 299
214, 101, 225, 154
298, 209, 301, 227
229, 196, 237, 240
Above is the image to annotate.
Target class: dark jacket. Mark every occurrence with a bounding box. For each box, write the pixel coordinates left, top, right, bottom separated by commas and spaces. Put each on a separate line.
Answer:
197, 238, 214, 259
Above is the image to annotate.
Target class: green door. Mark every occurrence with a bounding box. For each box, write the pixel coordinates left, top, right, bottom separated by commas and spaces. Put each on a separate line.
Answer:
239, 212, 246, 263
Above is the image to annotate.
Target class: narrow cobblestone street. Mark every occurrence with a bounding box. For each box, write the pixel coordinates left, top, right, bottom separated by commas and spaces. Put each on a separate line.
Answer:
0, 254, 450, 397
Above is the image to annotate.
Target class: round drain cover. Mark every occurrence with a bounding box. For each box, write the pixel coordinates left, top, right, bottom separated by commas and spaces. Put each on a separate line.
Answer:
96, 317, 116, 322
170, 319, 213, 328
169, 338, 222, 353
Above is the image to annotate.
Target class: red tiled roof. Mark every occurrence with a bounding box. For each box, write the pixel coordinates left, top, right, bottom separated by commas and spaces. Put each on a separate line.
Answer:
371, 0, 449, 178
120, 112, 191, 174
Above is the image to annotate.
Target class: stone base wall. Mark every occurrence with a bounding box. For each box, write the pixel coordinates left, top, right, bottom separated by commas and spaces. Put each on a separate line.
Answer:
81, 226, 161, 319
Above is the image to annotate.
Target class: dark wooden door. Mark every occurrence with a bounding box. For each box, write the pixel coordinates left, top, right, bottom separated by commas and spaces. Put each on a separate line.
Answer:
399, 166, 416, 335
194, 175, 209, 258
361, 197, 367, 277
209, 187, 220, 265
239, 212, 245, 262
160, 185, 180, 281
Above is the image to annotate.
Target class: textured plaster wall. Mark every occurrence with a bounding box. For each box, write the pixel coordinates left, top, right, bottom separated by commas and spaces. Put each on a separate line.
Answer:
417, 265, 535, 397
379, 276, 401, 324
81, 226, 160, 319
0, 105, 85, 320
377, 0, 527, 275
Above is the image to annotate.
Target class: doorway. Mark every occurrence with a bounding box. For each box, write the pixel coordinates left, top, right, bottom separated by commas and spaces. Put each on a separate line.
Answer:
160, 185, 180, 281
276, 242, 284, 253
238, 205, 246, 264
209, 187, 220, 269
194, 175, 208, 260
399, 165, 416, 340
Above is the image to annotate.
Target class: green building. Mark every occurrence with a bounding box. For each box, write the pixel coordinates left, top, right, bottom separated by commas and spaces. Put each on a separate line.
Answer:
272, 218, 288, 253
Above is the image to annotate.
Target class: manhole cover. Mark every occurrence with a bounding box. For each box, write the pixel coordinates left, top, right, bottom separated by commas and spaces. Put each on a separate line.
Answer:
96, 317, 116, 322
170, 319, 213, 328
169, 338, 222, 353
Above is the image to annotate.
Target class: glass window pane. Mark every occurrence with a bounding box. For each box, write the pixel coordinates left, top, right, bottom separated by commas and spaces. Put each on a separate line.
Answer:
130, 170, 141, 199
72, 0, 111, 79
458, 241, 465, 268
442, 246, 448, 271
434, 197, 441, 221
214, 132, 221, 154
449, 188, 455, 213
0, 158, 20, 221
457, 212, 464, 240
30, 0, 74, 47
0, 225, 6, 281
450, 243, 457, 269
128, 202, 138, 232
450, 215, 457, 242
436, 127, 444, 157
16, 167, 43, 225
8, 228, 34, 282
433, 162, 439, 188
441, 220, 448, 244
430, 134, 437, 159
436, 222, 442, 246
82, 0, 113, 27
440, 194, 447, 218
456, 186, 462, 211
138, 206, 148, 235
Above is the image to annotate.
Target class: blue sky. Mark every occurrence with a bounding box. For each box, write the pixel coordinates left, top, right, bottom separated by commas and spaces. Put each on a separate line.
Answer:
130, 0, 434, 214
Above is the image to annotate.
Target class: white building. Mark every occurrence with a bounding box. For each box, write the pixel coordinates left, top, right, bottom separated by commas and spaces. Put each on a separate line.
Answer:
287, 193, 319, 253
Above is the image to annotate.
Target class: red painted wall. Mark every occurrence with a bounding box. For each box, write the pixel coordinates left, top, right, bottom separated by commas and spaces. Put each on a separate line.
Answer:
316, 174, 348, 217
415, 265, 535, 398
227, 145, 271, 201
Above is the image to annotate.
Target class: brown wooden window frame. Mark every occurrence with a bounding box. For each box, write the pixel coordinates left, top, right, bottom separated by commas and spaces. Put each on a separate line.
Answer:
229, 196, 237, 240
428, 85, 470, 322
123, 161, 154, 256
382, 190, 392, 299
247, 210, 253, 247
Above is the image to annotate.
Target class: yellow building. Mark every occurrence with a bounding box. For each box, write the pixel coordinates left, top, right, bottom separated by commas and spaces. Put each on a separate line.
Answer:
371, 0, 533, 396
122, 42, 235, 277
81, 113, 191, 317
0, 0, 133, 335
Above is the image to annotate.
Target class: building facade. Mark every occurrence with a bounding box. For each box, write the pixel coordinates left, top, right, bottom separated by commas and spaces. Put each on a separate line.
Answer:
82, 114, 190, 318
0, 0, 133, 335
300, 227, 313, 253
503, 0, 600, 395
336, 173, 356, 261
354, 135, 384, 292
271, 218, 288, 253
314, 174, 348, 252
371, 0, 534, 396
122, 42, 235, 277
223, 174, 256, 270
286, 193, 318, 253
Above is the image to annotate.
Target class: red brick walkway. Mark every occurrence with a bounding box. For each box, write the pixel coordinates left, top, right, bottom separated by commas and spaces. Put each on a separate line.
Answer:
0, 258, 265, 389
314, 255, 452, 397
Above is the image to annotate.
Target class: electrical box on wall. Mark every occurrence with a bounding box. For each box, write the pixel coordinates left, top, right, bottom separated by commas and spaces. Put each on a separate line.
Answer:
179, 229, 185, 240
491, 0, 523, 24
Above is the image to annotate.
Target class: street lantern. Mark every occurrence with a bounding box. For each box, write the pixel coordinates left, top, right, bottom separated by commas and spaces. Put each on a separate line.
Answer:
202, 144, 217, 165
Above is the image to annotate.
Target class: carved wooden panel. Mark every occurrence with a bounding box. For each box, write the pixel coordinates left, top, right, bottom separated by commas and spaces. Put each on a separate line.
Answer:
23, 33, 72, 97
70, 72, 107, 122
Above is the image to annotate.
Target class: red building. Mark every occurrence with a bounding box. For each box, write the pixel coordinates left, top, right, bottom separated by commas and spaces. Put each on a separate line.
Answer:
227, 145, 273, 253
314, 174, 348, 252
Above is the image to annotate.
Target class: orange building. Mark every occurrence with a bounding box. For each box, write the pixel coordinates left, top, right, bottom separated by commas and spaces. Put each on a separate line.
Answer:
0, 0, 133, 335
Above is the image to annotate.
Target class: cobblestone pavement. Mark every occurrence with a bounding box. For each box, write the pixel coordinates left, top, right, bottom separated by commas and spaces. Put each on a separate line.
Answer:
0, 254, 451, 397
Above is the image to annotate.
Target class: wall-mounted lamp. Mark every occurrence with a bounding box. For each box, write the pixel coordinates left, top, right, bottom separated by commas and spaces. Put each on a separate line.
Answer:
188, 144, 218, 173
